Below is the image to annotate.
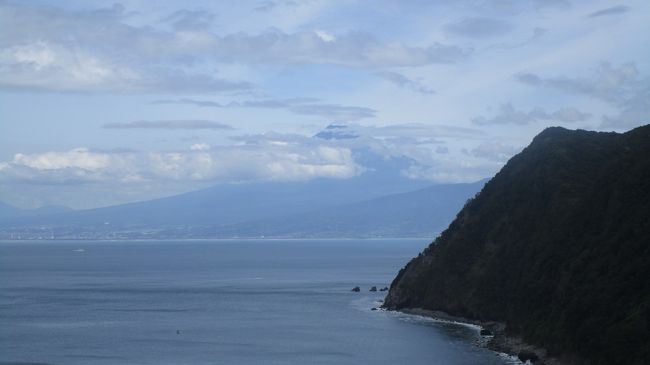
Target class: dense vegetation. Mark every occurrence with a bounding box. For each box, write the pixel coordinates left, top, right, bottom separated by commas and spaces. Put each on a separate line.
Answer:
384, 125, 650, 365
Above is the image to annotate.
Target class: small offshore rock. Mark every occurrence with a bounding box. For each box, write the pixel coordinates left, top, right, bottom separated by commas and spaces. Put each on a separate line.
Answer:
379, 287, 389, 291
371, 307, 378, 311
517, 350, 539, 363
369, 286, 377, 292
351, 286, 361, 292
480, 329, 492, 336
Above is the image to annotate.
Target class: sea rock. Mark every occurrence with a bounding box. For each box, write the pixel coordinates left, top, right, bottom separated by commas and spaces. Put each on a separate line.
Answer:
371, 307, 378, 311
351, 286, 361, 292
480, 329, 492, 336
517, 350, 539, 363
379, 287, 388, 291
369, 286, 377, 292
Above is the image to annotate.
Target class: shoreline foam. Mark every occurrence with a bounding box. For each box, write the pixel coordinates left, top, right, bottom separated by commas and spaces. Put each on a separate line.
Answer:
395, 308, 574, 365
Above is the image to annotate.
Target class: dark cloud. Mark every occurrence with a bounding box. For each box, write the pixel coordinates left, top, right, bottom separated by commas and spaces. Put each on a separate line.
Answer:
102, 120, 233, 130
151, 98, 376, 121
152, 99, 224, 107
515, 63, 640, 103
472, 103, 591, 126
255, 0, 301, 12
515, 62, 649, 129
533, 0, 571, 10
600, 85, 650, 129
163, 9, 216, 30
289, 104, 376, 121
488, 27, 546, 50
374, 71, 435, 94
152, 97, 321, 109
435, 146, 449, 154
314, 124, 360, 140
514, 72, 543, 86
588, 5, 630, 18
213, 30, 468, 66
444, 17, 513, 38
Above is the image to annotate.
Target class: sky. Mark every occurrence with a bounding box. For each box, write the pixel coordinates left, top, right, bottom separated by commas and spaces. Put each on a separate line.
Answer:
0, 0, 648, 209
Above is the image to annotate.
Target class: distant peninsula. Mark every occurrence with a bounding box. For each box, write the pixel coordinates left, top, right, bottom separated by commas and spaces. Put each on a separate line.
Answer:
384, 125, 650, 365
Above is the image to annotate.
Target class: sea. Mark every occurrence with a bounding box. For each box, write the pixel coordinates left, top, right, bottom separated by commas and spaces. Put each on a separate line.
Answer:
0, 239, 521, 365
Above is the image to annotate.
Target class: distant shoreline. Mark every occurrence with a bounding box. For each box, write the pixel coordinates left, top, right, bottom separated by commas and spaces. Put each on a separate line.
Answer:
0, 237, 432, 242
396, 308, 574, 365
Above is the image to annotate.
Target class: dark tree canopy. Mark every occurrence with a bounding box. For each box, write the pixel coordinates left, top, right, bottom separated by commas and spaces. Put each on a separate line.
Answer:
385, 125, 650, 365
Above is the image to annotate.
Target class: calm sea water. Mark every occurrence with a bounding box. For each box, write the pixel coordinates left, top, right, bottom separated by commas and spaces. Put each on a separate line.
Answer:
0, 239, 519, 365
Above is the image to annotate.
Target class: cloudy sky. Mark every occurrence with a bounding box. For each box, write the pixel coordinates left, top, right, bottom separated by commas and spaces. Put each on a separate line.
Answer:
1, 0, 648, 209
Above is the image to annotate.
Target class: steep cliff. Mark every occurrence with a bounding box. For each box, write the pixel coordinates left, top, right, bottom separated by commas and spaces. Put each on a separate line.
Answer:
384, 125, 650, 365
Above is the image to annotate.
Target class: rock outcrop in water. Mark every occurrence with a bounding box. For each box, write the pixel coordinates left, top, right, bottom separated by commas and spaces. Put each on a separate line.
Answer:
384, 125, 650, 365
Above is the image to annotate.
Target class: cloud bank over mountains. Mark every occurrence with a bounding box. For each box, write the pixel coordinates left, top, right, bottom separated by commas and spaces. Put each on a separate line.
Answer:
0, 123, 503, 208
0, 0, 648, 208
0, 139, 362, 185
0, 123, 495, 184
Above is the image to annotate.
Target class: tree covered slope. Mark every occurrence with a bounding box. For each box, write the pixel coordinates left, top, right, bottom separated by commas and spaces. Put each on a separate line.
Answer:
384, 125, 650, 364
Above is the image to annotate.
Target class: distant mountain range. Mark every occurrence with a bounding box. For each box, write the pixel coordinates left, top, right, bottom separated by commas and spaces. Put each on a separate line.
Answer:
385, 125, 650, 364
0, 176, 486, 239
180, 180, 486, 238
0, 202, 72, 220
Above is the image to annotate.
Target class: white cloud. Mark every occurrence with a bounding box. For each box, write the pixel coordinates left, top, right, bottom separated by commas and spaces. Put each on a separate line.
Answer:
0, 143, 363, 185
190, 143, 211, 151
472, 103, 591, 125
401, 159, 498, 184
234, 124, 498, 185
0, 41, 250, 93
0, 42, 139, 92
12, 148, 111, 171
314, 30, 336, 42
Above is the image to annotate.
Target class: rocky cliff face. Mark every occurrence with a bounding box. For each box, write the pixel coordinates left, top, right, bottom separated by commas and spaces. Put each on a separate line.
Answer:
384, 125, 650, 365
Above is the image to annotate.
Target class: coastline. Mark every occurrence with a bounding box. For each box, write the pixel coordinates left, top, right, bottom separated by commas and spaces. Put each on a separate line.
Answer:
396, 308, 574, 365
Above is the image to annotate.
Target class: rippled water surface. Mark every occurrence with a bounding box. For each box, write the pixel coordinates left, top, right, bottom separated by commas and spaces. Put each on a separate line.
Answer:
0, 239, 519, 365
